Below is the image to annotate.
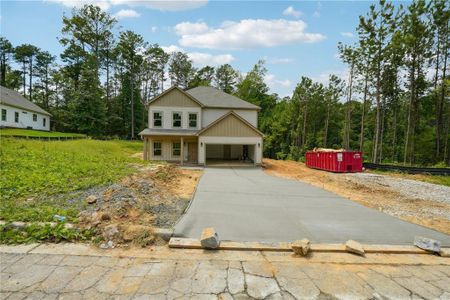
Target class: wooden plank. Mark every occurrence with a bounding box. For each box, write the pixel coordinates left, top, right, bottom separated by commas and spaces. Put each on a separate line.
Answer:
168, 238, 438, 254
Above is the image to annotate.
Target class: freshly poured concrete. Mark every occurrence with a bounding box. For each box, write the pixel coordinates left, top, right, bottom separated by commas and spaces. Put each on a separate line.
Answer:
174, 168, 450, 245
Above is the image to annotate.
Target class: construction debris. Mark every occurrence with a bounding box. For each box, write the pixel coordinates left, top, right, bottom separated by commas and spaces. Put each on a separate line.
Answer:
345, 240, 365, 256
291, 239, 310, 256
200, 227, 220, 249
414, 236, 441, 253
86, 195, 97, 204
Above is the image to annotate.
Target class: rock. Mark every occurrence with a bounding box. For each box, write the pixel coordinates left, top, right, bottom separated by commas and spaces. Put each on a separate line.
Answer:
102, 224, 120, 241
345, 240, 365, 256
439, 248, 450, 257
200, 227, 220, 249
100, 240, 114, 249
120, 224, 152, 242
291, 239, 310, 256
86, 195, 98, 204
414, 236, 441, 253
100, 212, 111, 221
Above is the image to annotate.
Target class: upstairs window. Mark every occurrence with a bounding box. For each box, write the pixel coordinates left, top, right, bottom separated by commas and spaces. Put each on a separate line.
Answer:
153, 112, 162, 127
1, 109, 6, 121
14, 112, 19, 123
153, 142, 162, 156
172, 112, 182, 128
189, 113, 197, 128
43, 118, 46, 127
33, 114, 37, 122
172, 142, 181, 156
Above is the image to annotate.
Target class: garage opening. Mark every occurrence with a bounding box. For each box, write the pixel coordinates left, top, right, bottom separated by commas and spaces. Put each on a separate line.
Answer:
205, 144, 255, 166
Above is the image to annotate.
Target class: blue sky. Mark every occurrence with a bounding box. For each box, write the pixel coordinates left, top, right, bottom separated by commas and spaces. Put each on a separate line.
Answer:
1, 0, 390, 97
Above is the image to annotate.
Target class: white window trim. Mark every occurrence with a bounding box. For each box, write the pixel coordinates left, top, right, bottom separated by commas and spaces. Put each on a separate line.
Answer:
14, 112, 19, 123
172, 111, 182, 129
172, 141, 181, 157
153, 111, 163, 128
153, 141, 162, 157
188, 112, 198, 129
1, 109, 6, 121
33, 114, 37, 122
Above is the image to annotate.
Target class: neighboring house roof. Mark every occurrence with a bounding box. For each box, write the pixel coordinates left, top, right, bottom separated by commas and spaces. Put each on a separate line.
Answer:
139, 128, 198, 136
197, 111, 264, 137
186, 86, 260, 110
0, 86, 51, 116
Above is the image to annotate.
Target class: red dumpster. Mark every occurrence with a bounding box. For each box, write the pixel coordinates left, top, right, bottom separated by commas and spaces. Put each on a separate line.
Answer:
305, 149, 362, 173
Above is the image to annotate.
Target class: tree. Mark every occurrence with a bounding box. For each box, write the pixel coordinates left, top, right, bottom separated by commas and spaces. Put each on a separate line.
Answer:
215, 64, 238, 93
142, 44, 169, 100
0, 37, 13, 87
324, 75, 344, 147
35, 51, 56, 109
189, 66, 214, 88
168, 51, 193, 89
14, 44, 39, 99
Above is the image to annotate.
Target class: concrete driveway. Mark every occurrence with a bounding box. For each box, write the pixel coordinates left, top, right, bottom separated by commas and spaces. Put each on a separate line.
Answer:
174, 168, 450, 245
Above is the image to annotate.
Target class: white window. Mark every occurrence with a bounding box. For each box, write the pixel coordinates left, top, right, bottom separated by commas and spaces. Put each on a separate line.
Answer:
153, 142, 162, 156
188, 113, 197, 128
172, 142, 181, 156
153, 111, 162, 127
14, 112, 19, 123
1, 109, 6, 121
33, 114, 37, 122
172, 112, 182, 128
43, 118, 46, 127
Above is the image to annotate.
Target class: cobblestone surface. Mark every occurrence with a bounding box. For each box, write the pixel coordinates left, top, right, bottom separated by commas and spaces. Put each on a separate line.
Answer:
1, 247, 450, 299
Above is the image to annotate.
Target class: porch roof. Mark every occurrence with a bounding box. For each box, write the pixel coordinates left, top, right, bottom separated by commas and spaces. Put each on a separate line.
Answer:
139, 128, 199, 136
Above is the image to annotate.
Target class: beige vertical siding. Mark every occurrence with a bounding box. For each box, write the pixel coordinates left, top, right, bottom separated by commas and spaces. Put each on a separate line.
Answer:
151, 89, 200, 107
147, 136, 197, 162
200, 114, 261, 137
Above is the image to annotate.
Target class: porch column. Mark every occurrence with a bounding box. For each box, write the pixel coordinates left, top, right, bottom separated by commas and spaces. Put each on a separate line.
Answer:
148, 137, 152, 161
143, 137, 148, 160
180, 137, 184, 165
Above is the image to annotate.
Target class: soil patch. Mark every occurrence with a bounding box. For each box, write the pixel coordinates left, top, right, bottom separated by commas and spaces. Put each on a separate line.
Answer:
263, 159, 450, 235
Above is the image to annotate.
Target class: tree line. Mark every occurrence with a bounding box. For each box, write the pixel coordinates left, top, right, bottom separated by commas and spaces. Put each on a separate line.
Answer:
0, 0, 448, 166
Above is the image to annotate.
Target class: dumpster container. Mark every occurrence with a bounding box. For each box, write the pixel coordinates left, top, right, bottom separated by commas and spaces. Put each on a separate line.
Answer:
305, 149, 362, 173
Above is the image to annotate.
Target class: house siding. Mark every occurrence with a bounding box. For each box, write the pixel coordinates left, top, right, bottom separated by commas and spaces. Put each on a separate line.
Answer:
151, 89, 200, 107
200, 114, 261, 137
148, 106, 202, 130
0, 104, 50, 131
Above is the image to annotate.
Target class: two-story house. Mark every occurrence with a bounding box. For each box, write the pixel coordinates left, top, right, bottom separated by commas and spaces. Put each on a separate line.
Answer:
139, 86, 263, 166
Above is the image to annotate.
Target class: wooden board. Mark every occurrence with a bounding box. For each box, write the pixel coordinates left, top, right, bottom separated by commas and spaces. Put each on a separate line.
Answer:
168, 238, 437, 254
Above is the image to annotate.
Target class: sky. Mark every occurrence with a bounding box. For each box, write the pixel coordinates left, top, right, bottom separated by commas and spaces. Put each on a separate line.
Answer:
0, 0, 392, 97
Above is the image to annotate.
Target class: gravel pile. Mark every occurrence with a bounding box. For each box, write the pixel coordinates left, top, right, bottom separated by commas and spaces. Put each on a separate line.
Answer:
345, 173, 450, 204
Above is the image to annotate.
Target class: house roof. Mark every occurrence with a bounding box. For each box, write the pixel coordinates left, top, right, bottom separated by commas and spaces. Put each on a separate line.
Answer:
196, 111, 264, 137
0, 86, 51, 116
147, 86, 204, 107
186, 86, 260, 110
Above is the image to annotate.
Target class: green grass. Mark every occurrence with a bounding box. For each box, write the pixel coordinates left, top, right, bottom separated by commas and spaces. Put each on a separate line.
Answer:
0, 128, 86, 138
0, 138, 146, 223
368, 169, 450, 187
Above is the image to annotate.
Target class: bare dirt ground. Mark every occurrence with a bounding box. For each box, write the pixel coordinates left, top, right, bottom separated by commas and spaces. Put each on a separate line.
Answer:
263, 158, 450, 235
77, 164, 202, 247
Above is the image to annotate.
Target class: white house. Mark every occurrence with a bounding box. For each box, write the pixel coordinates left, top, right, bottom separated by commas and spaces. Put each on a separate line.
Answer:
139, 86, 264, 166
0, 86, 51, 131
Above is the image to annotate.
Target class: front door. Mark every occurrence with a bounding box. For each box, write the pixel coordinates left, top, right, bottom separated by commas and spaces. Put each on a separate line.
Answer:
188, 142, 198, 163
223, 145, 231, 160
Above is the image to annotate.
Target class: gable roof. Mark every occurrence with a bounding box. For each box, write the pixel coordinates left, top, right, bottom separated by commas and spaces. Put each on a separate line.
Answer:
197, 111, 264, 137
0, 86, 51, 116
186, 86, 260, 110
147, 86, 204, 107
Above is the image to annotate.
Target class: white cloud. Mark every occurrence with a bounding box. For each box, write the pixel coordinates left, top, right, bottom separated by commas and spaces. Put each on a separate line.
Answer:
114, 9, 140, 18
265, 74, 292, 89
46, 0, 207, 11
188, 53, 234, 66
161, 45, 234, 66
175, 19, 326, 50
151, 26, 158, 32
174, 22, 209, 35
283, 6, 302, 18
268, 57, 294, 64
340, 32, 354, 38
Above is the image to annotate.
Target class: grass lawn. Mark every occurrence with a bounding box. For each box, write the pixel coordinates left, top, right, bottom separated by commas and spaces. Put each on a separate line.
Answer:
0, 128, 86, 138
367, 169, 450, 187
0, 138, 146, 224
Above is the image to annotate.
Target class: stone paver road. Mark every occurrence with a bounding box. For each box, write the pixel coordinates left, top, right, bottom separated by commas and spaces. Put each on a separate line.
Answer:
1, 243, 450, 299
175, 168, 450, 245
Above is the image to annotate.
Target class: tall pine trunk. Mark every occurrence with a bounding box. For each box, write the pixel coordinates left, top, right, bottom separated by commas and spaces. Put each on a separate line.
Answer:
359, 77, 368, 152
